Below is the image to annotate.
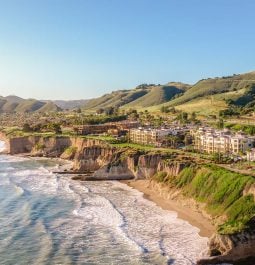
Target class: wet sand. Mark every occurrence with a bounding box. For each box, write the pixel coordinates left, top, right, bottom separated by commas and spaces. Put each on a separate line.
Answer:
121, 179, 215, 238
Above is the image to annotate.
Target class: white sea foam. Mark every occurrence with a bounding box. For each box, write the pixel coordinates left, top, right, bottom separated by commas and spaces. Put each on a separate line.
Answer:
0, 140, 6, 153
0, 173, 10, 186
0, 154, 208, 264
0, 154, 28, 163
83, 181, 208, 264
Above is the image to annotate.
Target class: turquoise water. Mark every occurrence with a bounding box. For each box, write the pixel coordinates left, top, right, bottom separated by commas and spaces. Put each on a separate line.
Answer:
0, 143, 207, 265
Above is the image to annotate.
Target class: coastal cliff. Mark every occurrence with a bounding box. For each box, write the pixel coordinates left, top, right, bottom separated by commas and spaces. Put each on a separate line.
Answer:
1, 134, 255, 264
197, 226, 255, 264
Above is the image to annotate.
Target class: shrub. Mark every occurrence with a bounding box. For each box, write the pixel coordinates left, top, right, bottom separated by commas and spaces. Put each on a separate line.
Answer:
64, 146, 77, 155
34, 143, 45, 151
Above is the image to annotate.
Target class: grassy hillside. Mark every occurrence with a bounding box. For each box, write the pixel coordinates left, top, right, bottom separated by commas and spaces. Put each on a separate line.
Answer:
53, 99, 89, 110
83, 88, 149, 110
154, 164, 255, 235
173, 89, 247, 115
156, 72, 255, 109
14, 99, 46, 112
84, 83, 190, 111
0, 96, 61, 113
82, 71, 255, 114
122, 83, 189, 109
4, 95, 24, 104
36, 101, 61, 112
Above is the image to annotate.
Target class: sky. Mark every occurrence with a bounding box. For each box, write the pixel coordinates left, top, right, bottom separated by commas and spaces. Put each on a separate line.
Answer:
0, 0, 255, 100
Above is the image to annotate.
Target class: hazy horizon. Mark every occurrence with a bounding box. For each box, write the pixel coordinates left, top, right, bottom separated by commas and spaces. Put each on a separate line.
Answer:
1, 69, 255, 101
1, 0, 255, 100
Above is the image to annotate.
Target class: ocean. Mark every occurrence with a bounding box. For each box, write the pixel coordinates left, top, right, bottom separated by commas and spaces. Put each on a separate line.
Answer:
0, 141, 207, 265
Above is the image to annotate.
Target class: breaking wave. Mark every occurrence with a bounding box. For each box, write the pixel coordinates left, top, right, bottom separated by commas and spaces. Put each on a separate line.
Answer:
0, 153, 208, 264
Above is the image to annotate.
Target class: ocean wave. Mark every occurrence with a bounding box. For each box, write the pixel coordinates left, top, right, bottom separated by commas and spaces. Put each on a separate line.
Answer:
0, 140, 6, 153
0, 154, 208, 264
83, 181, 208, 264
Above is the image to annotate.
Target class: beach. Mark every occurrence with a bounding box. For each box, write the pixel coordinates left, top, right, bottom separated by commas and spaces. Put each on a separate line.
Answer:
0, 152, 208, 264
122, 179, 215, 238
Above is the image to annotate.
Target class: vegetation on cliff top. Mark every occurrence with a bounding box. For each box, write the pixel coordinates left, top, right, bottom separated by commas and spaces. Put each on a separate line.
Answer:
154, 164, 255, 235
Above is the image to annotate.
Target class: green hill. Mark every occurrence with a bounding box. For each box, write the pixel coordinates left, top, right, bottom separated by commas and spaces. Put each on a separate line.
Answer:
36, 101, 61, 112
82, 72, 255, 114
53, 99, 89, 110
157, 72, 255, 108
0, 96, 61, 113
83, 83, 190, 111
83, 89, 148, 110
142, 71, 255, 114
123, 83, 190, 109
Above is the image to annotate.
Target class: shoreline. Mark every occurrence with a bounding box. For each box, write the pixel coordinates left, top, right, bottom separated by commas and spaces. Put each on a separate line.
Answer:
0, 138, 214, 237
0, 139, 215, 239
121, 179, 215, 238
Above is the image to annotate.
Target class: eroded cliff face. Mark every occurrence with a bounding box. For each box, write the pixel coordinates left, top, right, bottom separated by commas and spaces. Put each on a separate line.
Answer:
197, 223, 255, 264
3, 135, 187, 179
6, 136, 72, 156
3, 134, 255, 264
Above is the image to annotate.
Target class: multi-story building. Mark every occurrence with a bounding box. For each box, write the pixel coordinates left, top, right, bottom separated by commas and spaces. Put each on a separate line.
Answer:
129, 128, 173, 145
191, 127, 255, 155
73, 124, 117, 135
73, 120, 139, 136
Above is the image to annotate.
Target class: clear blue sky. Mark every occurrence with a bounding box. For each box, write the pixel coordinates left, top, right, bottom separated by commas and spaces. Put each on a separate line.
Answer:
0, 0, 255, 100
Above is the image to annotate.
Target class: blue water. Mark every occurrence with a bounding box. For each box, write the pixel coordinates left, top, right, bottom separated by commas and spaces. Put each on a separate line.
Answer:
0, 142, 207, 265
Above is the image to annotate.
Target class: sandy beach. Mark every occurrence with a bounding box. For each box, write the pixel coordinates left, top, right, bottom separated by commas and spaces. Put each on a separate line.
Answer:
121, 179, 215, 238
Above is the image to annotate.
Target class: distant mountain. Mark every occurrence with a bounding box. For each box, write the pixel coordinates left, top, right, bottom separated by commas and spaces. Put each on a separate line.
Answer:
0, 96, 61, 113
2, 70, 255, 115
83, 83, 190, 110
52, 99, 89, 110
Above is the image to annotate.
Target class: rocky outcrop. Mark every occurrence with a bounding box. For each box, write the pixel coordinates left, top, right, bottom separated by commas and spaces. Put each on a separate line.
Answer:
6, 135, 71, 156
198, 220, 255, 264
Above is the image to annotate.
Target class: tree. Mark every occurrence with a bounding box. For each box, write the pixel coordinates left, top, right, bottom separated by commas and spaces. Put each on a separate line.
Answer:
212, 152, 223, 163
190, 112, 196, 121
176, 111, 188, 124
22, 123, 32, 132
47, 123, 62, 134
160, 106, 169, 113
126, 109, 137, 115
217, 118, 224, 129
113, 106, 119, 115
96, 108, 104, 115
166, 135, 181, 148
182, 112, 188, 121
104, 107, 114, 115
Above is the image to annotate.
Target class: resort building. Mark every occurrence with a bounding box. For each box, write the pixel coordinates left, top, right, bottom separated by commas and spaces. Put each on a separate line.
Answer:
129, 128, 173, 145
73, 120, 139, 136
73, 124, 117, 135
191, 127, 255, 155
109, 120, 140, 130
